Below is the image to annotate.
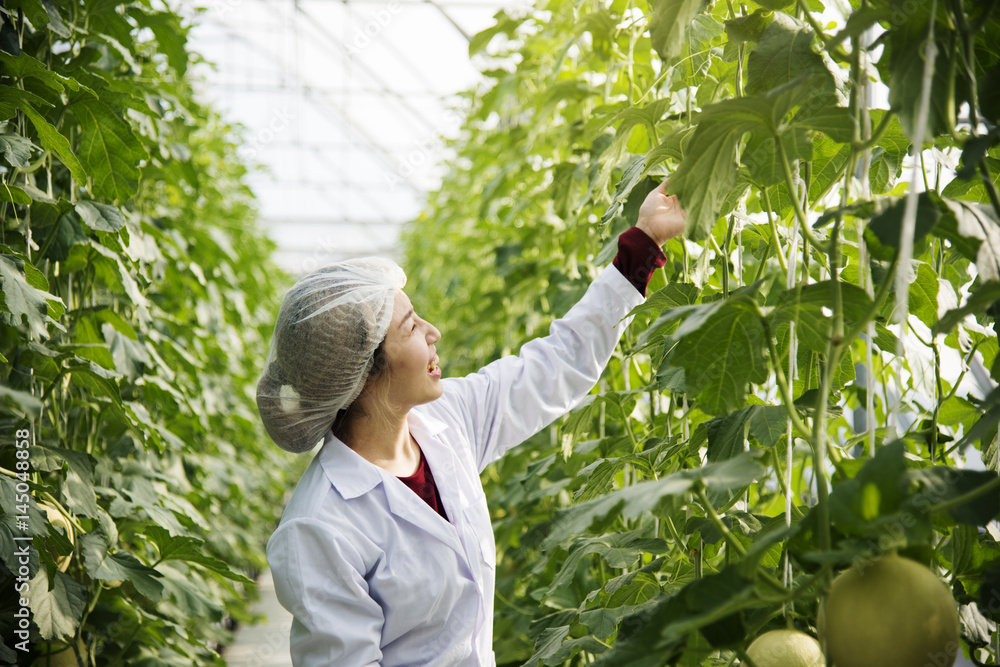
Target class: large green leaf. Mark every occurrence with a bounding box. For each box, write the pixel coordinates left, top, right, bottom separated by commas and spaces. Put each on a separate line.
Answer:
80, 532, 163, 599
745, 12, 842, 107
594, 565, 759, 664
879, 15, 961, 140
864, 192, 942, 260
28, 568, 87, 641
0, 88, 87, 184
68, 97, 148, 201
0, 51, 81, 92
908, 261, 939, 328
127, 9, 189, 75
932, 282, 1000, 336
142, 525, 253, 583
76, 200, 126, 233
705, 403, 788, 461
828, 440, 915, 538
650, 0, 710, 60
0, 132, 34, 167
768, 280, 873, 353
933, 199, 1000, 283
544, 531, 668, 598
665, 114, 741, 240
743, 125, 813, 187
0, 253, 63, 339
672, 295, 770, 415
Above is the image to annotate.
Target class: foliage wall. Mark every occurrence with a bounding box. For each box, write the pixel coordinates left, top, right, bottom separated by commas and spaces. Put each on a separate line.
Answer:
0, 1, 297, 664
402, 0, 1000, 662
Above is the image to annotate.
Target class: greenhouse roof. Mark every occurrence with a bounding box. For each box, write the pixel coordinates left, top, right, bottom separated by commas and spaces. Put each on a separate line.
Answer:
183, 0, 530, 275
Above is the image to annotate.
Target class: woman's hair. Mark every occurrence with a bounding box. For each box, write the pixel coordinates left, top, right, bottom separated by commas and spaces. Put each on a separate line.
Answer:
331, 338, 397, 442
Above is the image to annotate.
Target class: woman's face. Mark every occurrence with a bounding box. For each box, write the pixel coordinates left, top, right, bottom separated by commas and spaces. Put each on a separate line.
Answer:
380, 289, 444, 410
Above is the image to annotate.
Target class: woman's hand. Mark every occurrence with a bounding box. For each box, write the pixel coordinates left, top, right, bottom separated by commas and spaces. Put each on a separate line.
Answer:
635, 178, 686, 247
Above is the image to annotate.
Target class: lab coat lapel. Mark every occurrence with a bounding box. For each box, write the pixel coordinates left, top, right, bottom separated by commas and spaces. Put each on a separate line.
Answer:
381, 410, 470, 559
381, 472, 465, 557
408, 412, 469, 528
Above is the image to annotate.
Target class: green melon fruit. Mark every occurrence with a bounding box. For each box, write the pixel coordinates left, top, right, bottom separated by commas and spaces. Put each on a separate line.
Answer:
745, 629, 824, 667
821, 553, 960, 667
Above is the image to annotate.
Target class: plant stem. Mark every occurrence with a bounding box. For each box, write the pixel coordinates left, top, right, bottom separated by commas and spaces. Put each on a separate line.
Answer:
764, 321, 812, 439
722, 215, 735, 298
854, 110, 896, 152
770, 446, 805, 520
774, 132, 825, 254
891, 0, 938, 437
762, 188, 789, 273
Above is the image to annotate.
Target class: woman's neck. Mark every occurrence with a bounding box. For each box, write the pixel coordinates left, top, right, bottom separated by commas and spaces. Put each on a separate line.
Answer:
342, 412, 421, 477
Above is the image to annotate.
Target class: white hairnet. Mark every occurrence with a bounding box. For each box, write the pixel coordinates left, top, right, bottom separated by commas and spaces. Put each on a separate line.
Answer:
256, 257, 407, 453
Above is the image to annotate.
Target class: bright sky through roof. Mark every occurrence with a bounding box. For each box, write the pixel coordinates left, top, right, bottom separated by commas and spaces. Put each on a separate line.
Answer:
180, 0, 531, 275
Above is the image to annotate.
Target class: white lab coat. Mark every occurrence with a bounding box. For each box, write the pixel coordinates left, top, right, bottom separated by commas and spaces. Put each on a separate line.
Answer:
266, 263, 645, 666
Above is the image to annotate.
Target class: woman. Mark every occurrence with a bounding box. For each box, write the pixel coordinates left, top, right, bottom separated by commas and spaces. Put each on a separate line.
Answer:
257, 179, 686, 666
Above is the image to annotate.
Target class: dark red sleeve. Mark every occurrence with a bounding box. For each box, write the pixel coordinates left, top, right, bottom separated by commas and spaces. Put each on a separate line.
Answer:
397, 449, 449, 522
612, 226, 668, 297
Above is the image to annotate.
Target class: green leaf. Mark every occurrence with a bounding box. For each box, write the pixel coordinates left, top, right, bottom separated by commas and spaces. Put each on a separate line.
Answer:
745, 12, 842, 108
909, 467, 1000, 526
792, 105, 854, 144
864, 192, 942, 260
932, 282, 1000, 336
68, 97, 148, 201
705, 404, 787, 461
80, 532, 163, 599
0, 384, 43, 418
604, 569, 662, 608
933, 199, 1000, 283
942, 156, 1000, 203
724, 9, 773, 43
0, 51, 81, 92
743, 126, 813, 187
0, 132, 34, 167
674, 295, 769, 415
644, 125, 696, 171
829, 440, 908, 536
666, 116, 740, 240
76, 200, 126, 233
0, 184, 31, 205
128, 9, 189, 75
628, 282, 701, 318
0, 89, 87, 184
599, 565, 758, 662
602, 156, 648, 224
142, 525, 253, 583
546, 532, 667, 598
470, 10, 525, 55
0, 253, 63, 339
28, 567, 87, 640
880, 16, 960, 140
768, 280, 872, 354
543, 455, 763, 549
908, 261, 939, 328
650, 0, 710, 60
955, 130, 1000, 181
